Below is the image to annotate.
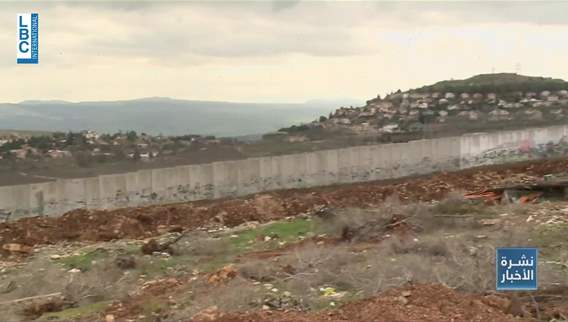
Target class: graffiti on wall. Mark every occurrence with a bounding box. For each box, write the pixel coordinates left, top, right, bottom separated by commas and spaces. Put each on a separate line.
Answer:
462, 136, 568, 167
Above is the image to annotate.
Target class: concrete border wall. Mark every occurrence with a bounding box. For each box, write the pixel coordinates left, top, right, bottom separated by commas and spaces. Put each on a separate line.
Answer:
2, 124, 568, 219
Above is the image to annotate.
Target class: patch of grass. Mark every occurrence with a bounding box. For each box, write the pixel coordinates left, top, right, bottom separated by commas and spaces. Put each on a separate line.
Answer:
230, 218, 312, 251
59, 248, 108, 272
37, 301, 111, 321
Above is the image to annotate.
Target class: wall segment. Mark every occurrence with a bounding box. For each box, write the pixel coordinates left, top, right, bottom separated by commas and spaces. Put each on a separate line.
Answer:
2, 124, 568, 219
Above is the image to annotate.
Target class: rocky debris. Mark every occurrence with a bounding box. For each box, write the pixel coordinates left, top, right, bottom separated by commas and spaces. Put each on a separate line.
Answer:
1, 243, 32, 254
192, 305, 221, 321
225, 283, 529, 321
140, 278, 182, 293
479, 218, 502, 226
523, 205, 568, 227
207, 265, 238, 285
262, 290, 305, 311
114, 254, 136, 269
140, 233, 185, 256
1, 281, 17, 294
21, 298, 70, 320
157, 225, 183, 234
141, 239, 166, 255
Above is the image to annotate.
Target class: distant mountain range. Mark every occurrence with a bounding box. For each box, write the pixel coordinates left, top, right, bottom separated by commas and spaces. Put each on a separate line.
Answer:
0, 97, 363, 137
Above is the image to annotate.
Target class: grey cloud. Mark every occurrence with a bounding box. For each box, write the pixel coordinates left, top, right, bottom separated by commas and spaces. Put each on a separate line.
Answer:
11, 1, 568, 26
372, 2, 568, 26
3, 1, 568, 69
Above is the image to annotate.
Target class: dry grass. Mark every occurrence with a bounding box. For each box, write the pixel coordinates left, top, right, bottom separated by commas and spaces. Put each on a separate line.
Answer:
175, 232, 231, 257
277, 236, 495, 298
313, 196, 492, 242
313, 205, 412, 242
0, 255, 138, 321
237, 260, 280, 283
171, 276, 264, 319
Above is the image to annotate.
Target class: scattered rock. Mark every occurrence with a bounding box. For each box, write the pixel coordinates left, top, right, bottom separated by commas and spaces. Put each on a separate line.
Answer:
263, 292, 305, 310
526, 215, 534, 222
141, 239, 161, 255
479, 218, 501, 226
192, 305, 221, 321
2, 243, 32, 254
115, 254, 136, 269
281, 264, 296, 275
141, 238, 175, 256
207, 265, 238, 285
22, 298, 70, 320
1, 280, 17, 294
396, 295, 409, 305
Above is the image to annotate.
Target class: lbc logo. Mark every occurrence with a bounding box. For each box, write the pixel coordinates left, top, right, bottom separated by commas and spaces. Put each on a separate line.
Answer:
17, 13, 39, 64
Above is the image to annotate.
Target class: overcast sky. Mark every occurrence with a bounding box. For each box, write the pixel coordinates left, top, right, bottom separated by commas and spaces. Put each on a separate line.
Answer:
2, 1, 568, 103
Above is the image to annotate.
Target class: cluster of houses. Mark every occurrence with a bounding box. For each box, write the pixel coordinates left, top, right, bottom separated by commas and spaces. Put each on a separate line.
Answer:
316, 89, 568, 134
0, 130, 222, 162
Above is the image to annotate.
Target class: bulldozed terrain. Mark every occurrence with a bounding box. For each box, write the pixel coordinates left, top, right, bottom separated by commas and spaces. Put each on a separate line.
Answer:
1, 158, 568, 321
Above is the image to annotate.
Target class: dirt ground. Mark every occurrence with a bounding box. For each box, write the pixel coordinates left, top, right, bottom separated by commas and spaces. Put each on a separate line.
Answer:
224, 283, 529, 322
0, 157, 568, 321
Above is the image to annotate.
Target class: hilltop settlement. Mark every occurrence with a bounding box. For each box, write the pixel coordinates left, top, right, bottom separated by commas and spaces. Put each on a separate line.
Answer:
282, 73, 568, 140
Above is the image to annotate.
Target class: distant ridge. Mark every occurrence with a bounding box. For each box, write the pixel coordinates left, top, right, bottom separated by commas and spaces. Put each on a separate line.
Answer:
19, 100, 73, 105
413, 73, 568, 94
0, 97, 362, 137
